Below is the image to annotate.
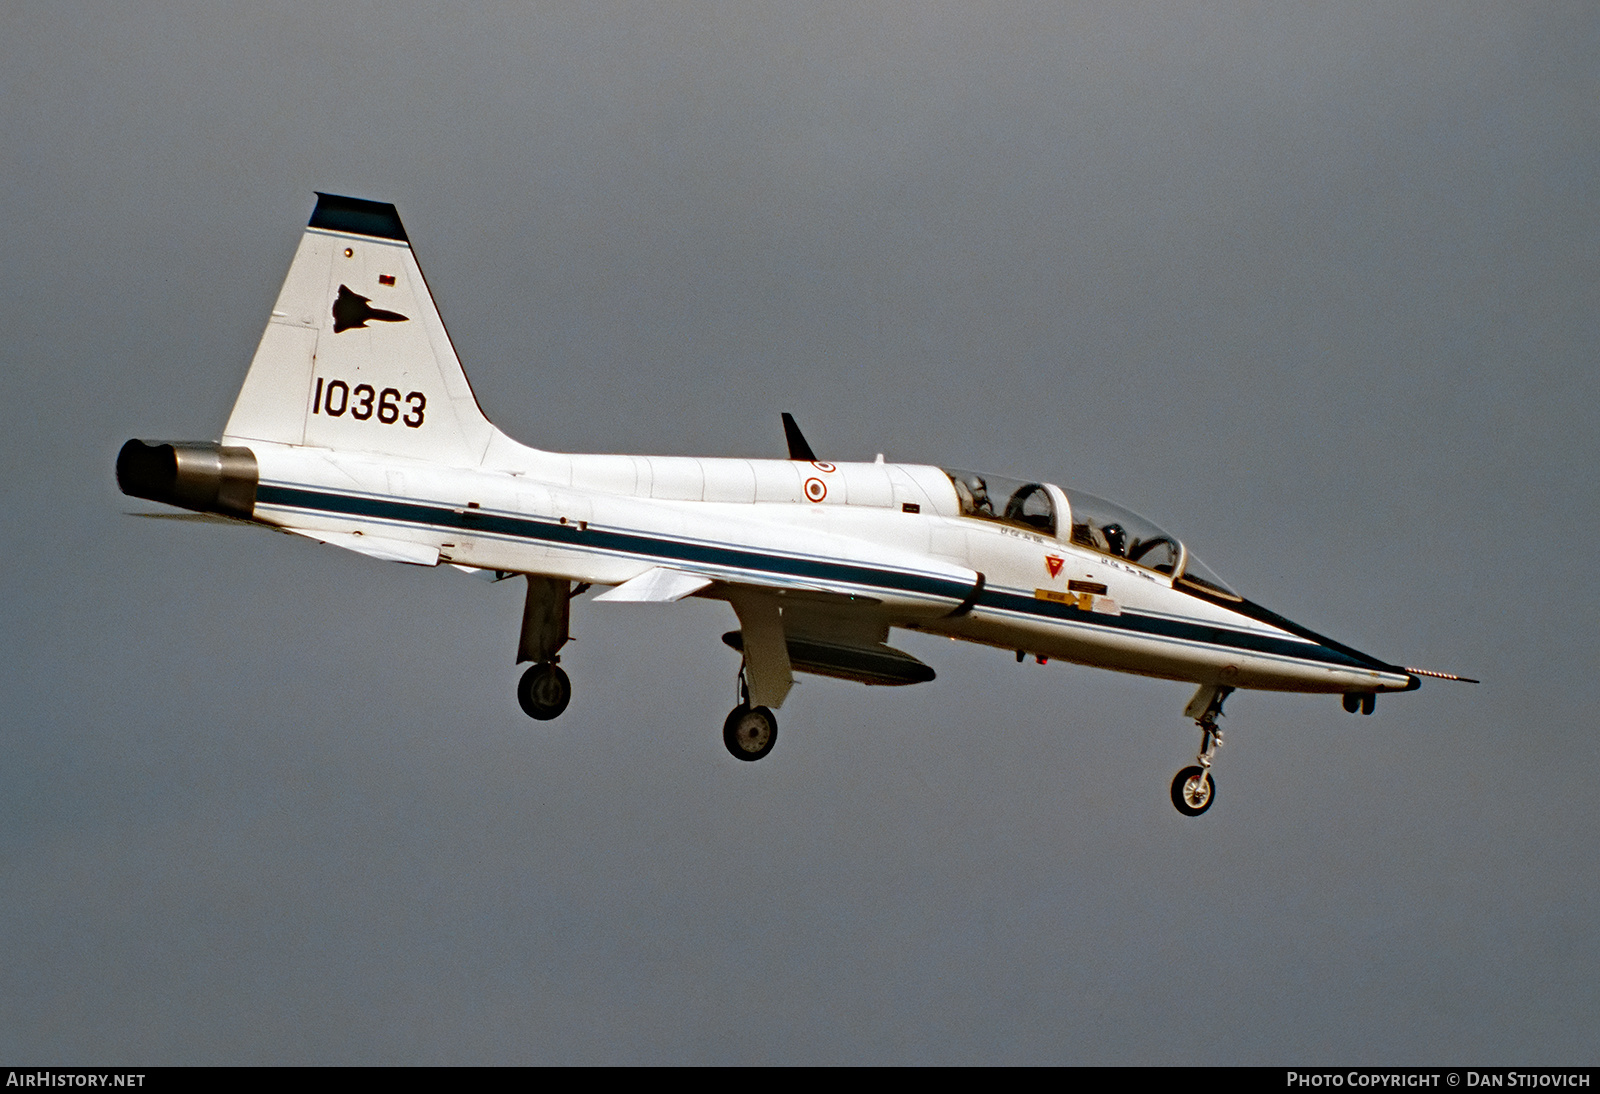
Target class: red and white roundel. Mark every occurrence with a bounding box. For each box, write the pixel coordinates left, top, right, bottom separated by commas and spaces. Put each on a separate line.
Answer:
804, 478, 828, 502
811, 461, 836, 473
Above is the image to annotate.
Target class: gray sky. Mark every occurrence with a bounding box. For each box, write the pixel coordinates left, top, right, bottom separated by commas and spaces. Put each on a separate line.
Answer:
3, 1, 1596, 1064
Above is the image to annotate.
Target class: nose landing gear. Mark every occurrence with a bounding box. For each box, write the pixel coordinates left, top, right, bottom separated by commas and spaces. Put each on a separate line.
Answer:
1171, 684, 1233, 817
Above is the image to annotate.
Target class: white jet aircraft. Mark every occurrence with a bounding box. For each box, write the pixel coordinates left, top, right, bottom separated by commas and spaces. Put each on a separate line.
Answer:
118, 194, 1474, 816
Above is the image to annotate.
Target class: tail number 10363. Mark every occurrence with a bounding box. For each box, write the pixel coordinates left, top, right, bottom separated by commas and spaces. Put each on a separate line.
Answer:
312, 378, 425, 427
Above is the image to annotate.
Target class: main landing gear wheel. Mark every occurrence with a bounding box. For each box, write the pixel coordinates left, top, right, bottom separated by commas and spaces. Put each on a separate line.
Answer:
723, 704, 778, 762
1171, 766, 1216, 816
517, 662, 571, 721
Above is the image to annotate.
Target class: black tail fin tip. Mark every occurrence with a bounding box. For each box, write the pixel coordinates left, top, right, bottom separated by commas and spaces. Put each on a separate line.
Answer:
310, 192, 408, 242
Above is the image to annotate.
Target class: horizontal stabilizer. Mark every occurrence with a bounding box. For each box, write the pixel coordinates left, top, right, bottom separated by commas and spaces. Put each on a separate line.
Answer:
721, 631, 935, 687
126, 510, 256, 528
593, 567, 713, 603
286, 527, 440, 566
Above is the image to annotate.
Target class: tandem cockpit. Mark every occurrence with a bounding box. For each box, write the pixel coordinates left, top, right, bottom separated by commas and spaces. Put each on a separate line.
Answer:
942, 469, 1238, 600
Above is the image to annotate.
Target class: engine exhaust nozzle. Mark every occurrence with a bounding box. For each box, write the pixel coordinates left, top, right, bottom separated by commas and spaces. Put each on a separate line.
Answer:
116, 439, 258, 519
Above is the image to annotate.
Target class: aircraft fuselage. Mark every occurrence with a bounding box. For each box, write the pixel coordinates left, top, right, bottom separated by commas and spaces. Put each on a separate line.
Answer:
229, 438, 1413, 697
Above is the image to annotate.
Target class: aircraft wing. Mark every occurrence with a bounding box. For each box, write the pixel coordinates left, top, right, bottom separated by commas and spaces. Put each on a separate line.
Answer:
592, 566, 713, 603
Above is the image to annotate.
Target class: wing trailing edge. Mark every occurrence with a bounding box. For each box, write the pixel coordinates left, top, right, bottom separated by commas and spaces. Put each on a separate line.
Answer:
592, 567, 714, 603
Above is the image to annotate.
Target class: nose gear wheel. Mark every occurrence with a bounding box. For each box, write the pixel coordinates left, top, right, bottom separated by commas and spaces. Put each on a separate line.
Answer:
1170, 684, 1232, 817
1171, 766, 1215, 815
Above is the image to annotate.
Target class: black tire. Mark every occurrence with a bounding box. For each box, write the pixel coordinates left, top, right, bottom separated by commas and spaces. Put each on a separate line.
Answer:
517, 662, 571, 721
1170, 765, 1215, 817
1360, 692, 1376, 716
1343, 692, 1361, 714
723, 704, 778, 761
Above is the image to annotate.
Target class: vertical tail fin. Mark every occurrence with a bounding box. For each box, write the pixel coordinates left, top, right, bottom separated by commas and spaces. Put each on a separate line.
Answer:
222, 193, 495, 467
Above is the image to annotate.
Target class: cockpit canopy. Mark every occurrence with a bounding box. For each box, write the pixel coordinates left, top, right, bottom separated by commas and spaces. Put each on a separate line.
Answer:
945, 470, 1057, 535
1062, 488, 1180, 575
941, 469, 1237, 597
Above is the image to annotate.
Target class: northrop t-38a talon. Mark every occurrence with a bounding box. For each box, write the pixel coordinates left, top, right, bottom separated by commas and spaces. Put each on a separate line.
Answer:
117, 194, 1474, 816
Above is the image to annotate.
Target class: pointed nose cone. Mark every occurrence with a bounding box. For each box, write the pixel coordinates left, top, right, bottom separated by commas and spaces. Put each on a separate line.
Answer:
1177, 578, 1419, 693
1263, 601, 1420, 692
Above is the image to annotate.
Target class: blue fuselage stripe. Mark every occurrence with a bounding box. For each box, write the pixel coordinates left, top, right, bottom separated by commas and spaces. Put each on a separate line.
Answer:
256, 483, 1374, 673
972, 587, 1369, 668
258, 483, 965, 597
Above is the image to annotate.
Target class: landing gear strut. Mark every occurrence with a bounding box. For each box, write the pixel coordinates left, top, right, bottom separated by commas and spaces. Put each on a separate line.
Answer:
1171, 684, 1233, 817
723, 664, 778, 761
516, 575, 574, 721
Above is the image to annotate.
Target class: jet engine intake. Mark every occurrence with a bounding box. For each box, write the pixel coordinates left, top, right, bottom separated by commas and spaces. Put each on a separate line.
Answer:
117, 439, 258, 519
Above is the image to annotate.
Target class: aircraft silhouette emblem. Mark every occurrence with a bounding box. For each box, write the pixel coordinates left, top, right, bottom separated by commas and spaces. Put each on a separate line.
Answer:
332, 284, 408, 333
